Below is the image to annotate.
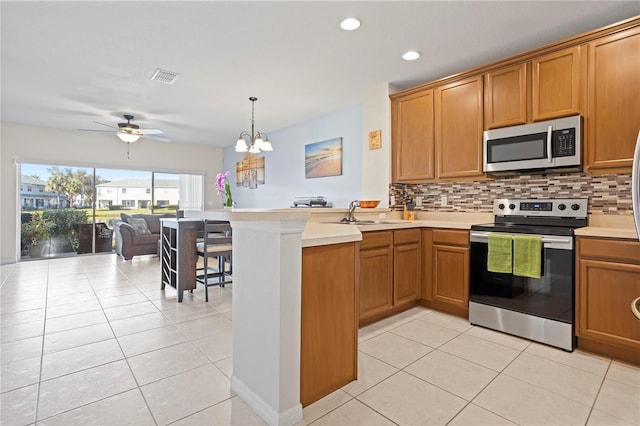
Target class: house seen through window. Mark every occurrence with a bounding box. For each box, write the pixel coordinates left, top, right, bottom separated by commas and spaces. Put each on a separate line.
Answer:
18, 163, 203, 260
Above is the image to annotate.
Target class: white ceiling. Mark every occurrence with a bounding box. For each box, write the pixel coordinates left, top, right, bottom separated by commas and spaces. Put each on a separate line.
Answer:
2, 1, 638, 148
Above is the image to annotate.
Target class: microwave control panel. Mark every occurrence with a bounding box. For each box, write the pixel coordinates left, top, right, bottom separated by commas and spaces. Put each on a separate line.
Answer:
552, 128, 576, 157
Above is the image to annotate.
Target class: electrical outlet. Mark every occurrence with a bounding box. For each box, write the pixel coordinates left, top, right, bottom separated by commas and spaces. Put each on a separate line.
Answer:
415, 196, 423, 207
441, 195, 448, 206
390, 195, 396, 206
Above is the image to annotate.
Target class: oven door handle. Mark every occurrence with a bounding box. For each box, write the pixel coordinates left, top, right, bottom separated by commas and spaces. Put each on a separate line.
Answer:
470, 231, 573, 250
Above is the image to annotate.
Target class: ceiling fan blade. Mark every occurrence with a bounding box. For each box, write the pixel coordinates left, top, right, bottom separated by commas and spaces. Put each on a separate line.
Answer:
93, 121, 118, 129
78, 128, 114, 133
139, 128, 163, 135
142, 134, 171, 142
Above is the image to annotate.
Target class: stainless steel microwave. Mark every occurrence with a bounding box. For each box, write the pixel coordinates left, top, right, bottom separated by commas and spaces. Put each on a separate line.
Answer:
483, 115, 582, 175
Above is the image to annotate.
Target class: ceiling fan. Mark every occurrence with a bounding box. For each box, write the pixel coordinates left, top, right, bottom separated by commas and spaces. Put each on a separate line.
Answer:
79, 114, 171, 143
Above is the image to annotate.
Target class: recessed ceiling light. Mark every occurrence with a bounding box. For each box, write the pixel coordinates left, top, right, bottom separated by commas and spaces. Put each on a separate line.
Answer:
402, 50, 420, 61
402, 51, 421, 61
340, 18, 360, 31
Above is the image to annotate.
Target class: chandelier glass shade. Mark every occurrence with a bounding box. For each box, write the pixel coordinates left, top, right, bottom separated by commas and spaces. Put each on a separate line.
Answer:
235, 97, 273, 153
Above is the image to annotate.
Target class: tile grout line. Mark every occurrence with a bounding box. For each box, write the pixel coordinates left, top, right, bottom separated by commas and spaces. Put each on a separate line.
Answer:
32, 258, 51, 426
89, 259, 161, 426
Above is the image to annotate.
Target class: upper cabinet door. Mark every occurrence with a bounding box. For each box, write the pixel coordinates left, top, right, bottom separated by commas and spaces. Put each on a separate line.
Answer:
485, 63, 528, 129
585, 27, 640, 173
435, 75, 484, 179
391, 89, 435, 182
532, 46, 582, 121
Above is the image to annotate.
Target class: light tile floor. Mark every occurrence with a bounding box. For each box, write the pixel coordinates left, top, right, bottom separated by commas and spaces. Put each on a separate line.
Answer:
1, 254, 639, 425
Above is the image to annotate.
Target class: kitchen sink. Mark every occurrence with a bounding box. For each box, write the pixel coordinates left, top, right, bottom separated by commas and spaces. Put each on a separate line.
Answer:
334, 219, 409, 226
335, 220, 376, 225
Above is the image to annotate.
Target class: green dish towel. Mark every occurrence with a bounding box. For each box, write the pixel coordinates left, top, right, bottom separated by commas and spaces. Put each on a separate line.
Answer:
487, 233, 513, 274
513, 235, 542, 279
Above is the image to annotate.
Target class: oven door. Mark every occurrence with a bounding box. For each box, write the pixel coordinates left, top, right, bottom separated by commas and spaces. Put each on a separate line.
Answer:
469, 230, 574, 323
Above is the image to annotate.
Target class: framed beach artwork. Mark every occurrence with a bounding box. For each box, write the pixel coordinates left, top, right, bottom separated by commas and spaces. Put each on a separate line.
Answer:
305, 137, 343, 179
236, 155, 265, 189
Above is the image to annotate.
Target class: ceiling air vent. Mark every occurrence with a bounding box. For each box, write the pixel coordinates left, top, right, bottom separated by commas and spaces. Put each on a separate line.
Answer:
150, 68, 180, 85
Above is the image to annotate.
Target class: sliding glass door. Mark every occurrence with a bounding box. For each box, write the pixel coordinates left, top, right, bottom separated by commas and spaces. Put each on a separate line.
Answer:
20, 164, 95, 259
19, 163, 202, 260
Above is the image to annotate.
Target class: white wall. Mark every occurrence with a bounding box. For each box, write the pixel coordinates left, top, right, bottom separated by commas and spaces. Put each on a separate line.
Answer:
362, 83, 393, 207
0, 122, 223, 264
223, 105, 364, 209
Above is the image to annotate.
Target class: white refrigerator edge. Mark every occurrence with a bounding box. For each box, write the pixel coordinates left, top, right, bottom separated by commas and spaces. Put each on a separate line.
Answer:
633, 130, 640, 241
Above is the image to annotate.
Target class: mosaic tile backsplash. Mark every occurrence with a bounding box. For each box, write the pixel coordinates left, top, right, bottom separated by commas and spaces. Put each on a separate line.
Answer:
390, 172, 631, 215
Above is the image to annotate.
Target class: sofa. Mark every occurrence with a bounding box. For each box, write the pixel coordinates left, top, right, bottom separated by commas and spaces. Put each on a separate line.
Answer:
113, 213, 174, 260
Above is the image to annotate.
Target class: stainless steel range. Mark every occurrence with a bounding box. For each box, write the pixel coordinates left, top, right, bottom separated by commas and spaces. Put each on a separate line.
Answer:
469, 198, 588, 351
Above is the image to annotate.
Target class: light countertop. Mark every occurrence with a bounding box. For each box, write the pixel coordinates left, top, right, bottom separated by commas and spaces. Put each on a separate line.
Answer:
575, 214, 638, 240
184, 209, 639, 245
302, 212, 494, 247
302, 222, 362, 248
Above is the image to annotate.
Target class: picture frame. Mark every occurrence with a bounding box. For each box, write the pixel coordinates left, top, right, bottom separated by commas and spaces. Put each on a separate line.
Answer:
305, 137, 343, 179
236, 155, 265, 188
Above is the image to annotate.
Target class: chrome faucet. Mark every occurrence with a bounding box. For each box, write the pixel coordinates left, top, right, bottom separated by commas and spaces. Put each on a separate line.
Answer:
345, 200, 360, 223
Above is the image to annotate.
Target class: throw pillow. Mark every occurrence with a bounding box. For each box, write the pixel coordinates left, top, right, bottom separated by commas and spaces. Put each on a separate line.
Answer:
127, 217, 151, 235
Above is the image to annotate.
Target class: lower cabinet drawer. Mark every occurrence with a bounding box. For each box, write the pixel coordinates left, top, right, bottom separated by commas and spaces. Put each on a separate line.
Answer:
432, 229, 469, 246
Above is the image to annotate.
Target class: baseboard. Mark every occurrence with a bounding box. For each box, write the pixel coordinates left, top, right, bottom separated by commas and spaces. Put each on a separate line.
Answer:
419, 299, 468, 319
577, 337, 640, 365
231, 374, 303, 426
359, 300, 418, 327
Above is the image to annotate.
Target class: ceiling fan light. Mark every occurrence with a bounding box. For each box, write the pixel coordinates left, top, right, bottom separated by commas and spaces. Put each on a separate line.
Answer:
235, 138, 248, 152
261, 140, 273, 151
117, 132, 141, 143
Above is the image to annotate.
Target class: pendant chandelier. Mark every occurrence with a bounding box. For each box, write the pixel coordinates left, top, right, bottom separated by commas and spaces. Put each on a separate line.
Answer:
234, 97, 273, 153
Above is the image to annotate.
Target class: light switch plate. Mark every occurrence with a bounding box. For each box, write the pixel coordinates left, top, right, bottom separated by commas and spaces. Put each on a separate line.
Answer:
390, 195, 396, 206
415, 196, 423, 207
441, 195, 448, 206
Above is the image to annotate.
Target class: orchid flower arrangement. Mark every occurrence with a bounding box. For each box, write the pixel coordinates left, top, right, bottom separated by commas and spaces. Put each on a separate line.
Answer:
215, 171, 233, 207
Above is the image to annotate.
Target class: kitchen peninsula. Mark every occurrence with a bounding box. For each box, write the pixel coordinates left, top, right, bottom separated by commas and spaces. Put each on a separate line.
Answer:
180, 208, 362, 426
176, 208, 639, 425
173, 208, 494, 425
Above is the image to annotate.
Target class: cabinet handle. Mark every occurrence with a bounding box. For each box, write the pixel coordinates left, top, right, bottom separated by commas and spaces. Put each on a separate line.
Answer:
547, 125, 553, 163
632, 296, 640, 321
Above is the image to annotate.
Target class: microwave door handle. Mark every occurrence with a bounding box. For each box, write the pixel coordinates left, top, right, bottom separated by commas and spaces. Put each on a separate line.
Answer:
547, 126, 553, 163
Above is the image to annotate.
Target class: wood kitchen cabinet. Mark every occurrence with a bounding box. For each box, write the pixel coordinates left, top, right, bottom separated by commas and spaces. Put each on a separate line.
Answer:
393, 229, 421, 305
576, 237, 640, 365
391, 17, 640, 178
531, 46, 583, 121
484, 46, 582, 129
585, 26, 640, 174
484, 62, 528, 129
301, 242, 358, 406
359, 231, 394, 322
391, 89, 435, 182
359, 229, 421, 325
421, 228, 470, 318
435, 75, 484, 180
